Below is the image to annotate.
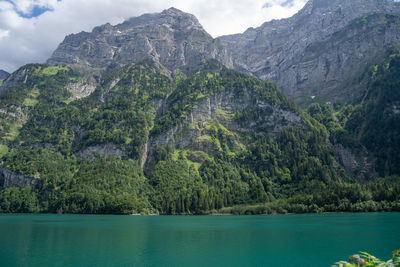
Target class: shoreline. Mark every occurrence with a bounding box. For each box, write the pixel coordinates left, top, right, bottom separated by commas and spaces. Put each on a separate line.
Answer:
1, 211, 399, 216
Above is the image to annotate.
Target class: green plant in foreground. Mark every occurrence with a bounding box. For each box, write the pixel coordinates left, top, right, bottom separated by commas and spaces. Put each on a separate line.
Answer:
333, 249, 400, 267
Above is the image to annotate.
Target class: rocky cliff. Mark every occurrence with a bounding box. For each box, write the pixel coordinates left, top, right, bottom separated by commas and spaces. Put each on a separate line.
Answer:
46, 1, 400, 105
144, 62, 303, 173
219, 0, 400, 104
0, 165, 39, 189
0, 66, 31, 95
47, 8, 232, 75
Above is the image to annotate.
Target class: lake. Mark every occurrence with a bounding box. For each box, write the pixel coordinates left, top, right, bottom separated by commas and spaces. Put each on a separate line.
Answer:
0, 213, 399, 266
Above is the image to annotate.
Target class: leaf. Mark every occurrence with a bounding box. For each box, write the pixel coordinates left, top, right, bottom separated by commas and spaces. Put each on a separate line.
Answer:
332, 261, 355, 267
393, 249, 400, 259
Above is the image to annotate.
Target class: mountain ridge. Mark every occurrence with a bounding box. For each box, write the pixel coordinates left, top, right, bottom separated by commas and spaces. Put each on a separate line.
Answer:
47, 7, 232, 76
45, 0, 400, 105
219, 0, 400, 104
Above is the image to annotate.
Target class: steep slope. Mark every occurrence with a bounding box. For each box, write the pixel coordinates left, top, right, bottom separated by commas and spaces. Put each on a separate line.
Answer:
337, 52, 400, 177
356, 55, 400, 176
307, 51, 400, 180
2, 59, 374, 214
0, 62, 172, 214
45, 1, 400, 105
219, 0, 400, 104
47, 8, 231, 75
0, 70, 9, 81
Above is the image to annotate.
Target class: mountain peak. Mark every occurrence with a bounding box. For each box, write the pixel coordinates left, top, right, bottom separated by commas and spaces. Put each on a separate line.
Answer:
162, 7, 188, 15
47, 8, 230, 74
122, 7, 202, 29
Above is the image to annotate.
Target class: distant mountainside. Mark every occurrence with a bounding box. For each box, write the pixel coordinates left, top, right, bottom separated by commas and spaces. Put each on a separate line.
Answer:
219, 0, 400, 104
0, 0, 399, 214
0, 70, 9, 80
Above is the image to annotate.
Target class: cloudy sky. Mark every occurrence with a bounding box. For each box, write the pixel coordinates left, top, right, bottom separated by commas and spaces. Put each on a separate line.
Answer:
0, 0, 307, 73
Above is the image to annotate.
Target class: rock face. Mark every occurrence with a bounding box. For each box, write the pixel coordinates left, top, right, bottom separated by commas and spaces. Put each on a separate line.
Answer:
66, 82, 96, 100
0, 67, 30, 95
219, 0, 400, 104
77, 144, 127, 161
146, 91, 301, 166
333, 144, 375, 181
47, 8, 232, 75
46, 1, 400, 104
0, 70, 9, 80
142, 63, 303, 173
0, 165, 39, 189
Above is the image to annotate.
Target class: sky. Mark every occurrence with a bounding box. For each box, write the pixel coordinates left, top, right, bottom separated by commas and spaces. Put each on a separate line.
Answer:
0, 0, 308, 73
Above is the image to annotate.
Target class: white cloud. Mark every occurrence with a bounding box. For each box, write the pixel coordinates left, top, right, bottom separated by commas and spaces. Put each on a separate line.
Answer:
0, 29, 9, 39
0, 0, 307, 72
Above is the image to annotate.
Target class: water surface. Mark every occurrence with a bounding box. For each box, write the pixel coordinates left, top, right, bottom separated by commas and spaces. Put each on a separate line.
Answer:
0, 213, 399, 266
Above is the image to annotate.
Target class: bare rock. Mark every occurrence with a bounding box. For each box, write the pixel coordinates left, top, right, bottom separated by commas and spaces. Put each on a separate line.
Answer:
219, 0, 400, 104
66, 82, 96, 100
0, 165, 40, 189
76, 144, 127, 160
47, 8, 232, 75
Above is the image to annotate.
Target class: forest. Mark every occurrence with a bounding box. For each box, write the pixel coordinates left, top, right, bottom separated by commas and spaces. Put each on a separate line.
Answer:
0, 57, 399, 214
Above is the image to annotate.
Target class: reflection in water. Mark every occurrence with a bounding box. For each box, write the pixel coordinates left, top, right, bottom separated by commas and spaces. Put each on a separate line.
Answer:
0, 213, 399, 267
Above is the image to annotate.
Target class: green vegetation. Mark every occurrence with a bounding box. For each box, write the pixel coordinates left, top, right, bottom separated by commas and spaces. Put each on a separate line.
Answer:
0, 59, 399, 214
215, 177, 400, 215
0, 187, 40, 213
0, 144, 7, 157
39, 66, 70, 76
333, 249, 400, 267
307, 52, 400, 178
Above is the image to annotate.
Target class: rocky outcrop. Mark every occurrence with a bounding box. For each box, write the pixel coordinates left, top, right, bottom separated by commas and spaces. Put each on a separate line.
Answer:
76, 144, 127, 161
66, 82, 96, 100
0, 67, 30, 95
333, 144, 375, 181
47, 8, 232, 75
144, 90, 302, 172
0, 165, 40, 189
219, 0, 400, 104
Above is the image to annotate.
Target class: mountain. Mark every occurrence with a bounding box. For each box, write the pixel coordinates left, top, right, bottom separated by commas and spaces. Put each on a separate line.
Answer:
0, 3, 400, 214
46, 0, 400, 106
0, 60, 355, 214
219, 0, 400, 105
47, 8, 231, 75
0, 70, 9, 81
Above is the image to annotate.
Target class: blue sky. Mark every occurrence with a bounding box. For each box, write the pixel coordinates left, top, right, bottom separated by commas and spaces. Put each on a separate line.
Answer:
20, 5, 51, 17
0, 0, 307, 72
4, 0, 54, 18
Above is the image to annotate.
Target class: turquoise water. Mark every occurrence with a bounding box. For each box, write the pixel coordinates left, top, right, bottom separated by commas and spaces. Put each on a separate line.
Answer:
0, 213, 399, 267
